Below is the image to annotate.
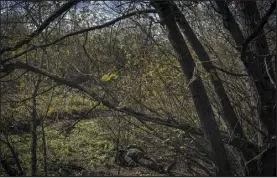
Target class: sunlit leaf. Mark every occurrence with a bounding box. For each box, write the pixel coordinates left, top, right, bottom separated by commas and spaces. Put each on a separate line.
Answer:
100, 73, 118, 82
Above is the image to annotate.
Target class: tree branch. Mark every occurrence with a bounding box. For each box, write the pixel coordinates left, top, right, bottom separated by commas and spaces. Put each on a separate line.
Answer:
7, 61, 258, 153
211, 66, 249, 77
6, 61, 199, 134
37, 9, 156, 48
1, 9, 156, 64
0, 0, 81, 55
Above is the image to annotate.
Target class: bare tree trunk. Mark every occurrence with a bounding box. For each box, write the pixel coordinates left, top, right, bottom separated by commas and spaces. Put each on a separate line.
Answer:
0, 3, 3, 174
41, 86, 54, 176
235, 0, 276, 137
41, 117, 47, 176
215, 1, 276, 175
216, 0, 276, 138
235, 1, 273, 57
167, 1, 260, 175
168, 1, 245, 139
31, 76, 42, 176
151, 1, 232, 176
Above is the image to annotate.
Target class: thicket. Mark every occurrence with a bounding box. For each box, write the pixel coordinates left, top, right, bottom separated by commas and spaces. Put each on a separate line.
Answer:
0, 1, 276, 176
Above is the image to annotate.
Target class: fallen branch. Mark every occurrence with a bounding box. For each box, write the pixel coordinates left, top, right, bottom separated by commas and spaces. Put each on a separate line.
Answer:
7, 61, 258, 153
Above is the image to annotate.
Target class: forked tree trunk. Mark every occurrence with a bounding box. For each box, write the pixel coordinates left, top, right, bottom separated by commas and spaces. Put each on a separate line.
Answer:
216, 0, 276, 139
151, 1, 232, 176
235, 0, 276, 137
215, 1, 276, 176
166, 2, 260, 175
168, 1, 245, 139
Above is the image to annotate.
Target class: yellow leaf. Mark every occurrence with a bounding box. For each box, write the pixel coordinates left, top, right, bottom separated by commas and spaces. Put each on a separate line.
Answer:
100, 73, 118, 82
47, 107, 56, 116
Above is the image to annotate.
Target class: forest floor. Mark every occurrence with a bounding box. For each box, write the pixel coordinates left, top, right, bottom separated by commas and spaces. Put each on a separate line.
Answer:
46, 117, 191, 176
3, 108, 203, 176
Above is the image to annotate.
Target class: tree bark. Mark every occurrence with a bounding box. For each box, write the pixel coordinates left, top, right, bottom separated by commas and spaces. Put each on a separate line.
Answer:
151, 1, 232, 176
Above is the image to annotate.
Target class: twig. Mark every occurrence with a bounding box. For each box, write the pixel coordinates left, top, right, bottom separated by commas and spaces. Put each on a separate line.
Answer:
264, 56, 276, 88
186, 67, 198, 89
60, 103, 100, 134
211, 66, 249, 77
0, 0, 80, 55
243, 147, 268, 170
7, 84, 59, 103
7, 61, 258, 152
